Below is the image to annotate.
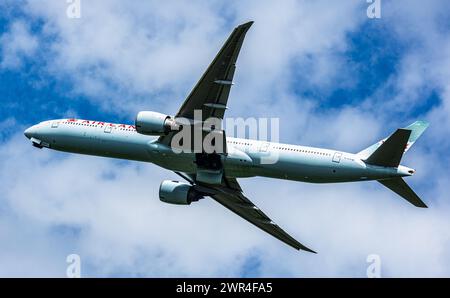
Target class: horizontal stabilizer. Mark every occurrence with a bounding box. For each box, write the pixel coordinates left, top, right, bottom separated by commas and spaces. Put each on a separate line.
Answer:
358, 120, 429, 159
378, 178, 427, 208
364, 129, 411, 167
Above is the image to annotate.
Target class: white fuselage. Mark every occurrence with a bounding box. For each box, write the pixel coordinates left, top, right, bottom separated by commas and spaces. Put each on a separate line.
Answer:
24, 119, 413, 183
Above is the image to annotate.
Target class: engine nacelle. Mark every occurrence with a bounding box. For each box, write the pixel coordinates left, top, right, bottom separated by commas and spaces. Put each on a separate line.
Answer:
159, 180, 203, 205
135, 111, 178, 135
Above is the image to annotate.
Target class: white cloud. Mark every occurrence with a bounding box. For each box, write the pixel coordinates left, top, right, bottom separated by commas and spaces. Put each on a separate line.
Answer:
15, 0, 369, 116
2, 133, 450, 277
0, 117, 16, 133
0, 20, 38, 69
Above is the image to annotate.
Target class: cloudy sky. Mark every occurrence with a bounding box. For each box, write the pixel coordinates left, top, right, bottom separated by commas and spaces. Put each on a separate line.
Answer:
1, 0, 449, 277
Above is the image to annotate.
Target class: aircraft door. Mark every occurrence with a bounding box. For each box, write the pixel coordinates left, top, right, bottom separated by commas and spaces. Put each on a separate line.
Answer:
332, 152, 342, 163
104, 126, 112, 133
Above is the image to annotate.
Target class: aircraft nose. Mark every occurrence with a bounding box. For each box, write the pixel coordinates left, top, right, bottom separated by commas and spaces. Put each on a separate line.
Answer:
24, 126, 36, 139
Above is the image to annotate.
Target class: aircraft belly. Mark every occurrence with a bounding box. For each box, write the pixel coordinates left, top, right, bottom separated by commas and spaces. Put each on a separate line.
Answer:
245, 151, 371, 183
47, 128, 399, 183
149, 151, 196, 173
54, 136, 147, 161
49, 128, 153, 162
223, 164, 255, 178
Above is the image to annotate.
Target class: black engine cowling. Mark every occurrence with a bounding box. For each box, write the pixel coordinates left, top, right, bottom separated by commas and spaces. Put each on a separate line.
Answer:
135, 111, 178, 135
159, 180, 203, 205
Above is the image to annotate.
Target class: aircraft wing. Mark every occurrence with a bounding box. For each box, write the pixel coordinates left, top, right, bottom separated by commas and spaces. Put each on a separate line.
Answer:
209, 178, 316, 253
175, 21, 253, 121
166, 22, 312, 251
159, 21, 253, 146
175, 172, 315, 252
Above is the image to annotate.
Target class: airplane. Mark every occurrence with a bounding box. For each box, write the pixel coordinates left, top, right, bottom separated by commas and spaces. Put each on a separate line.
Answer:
24, 21, 429, 253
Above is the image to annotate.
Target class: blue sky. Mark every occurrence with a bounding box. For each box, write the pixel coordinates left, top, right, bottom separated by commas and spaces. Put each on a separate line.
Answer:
1, 0, 450, 277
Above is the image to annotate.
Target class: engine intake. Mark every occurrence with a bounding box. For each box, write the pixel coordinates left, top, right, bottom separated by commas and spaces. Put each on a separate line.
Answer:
135, 111, 178, 135
159, 180, 203, 205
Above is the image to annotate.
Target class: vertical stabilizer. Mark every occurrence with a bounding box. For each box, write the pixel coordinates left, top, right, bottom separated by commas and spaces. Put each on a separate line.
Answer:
357, 121, 429, 159
403, 121, 429, 152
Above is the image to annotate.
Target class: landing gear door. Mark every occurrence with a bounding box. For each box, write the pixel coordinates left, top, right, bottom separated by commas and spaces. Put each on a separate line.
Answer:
332, 152, 342, 163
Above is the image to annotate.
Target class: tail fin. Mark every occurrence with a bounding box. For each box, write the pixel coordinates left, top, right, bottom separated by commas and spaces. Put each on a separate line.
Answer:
378, 178, 427, 208
360, 121, 429, 208
357, 121, 429, 160
403, 121, 429, 152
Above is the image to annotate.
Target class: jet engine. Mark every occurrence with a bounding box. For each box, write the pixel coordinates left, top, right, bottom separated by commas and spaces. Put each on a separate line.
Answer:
159, 180, 203, 205
135, 111, 178, 135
